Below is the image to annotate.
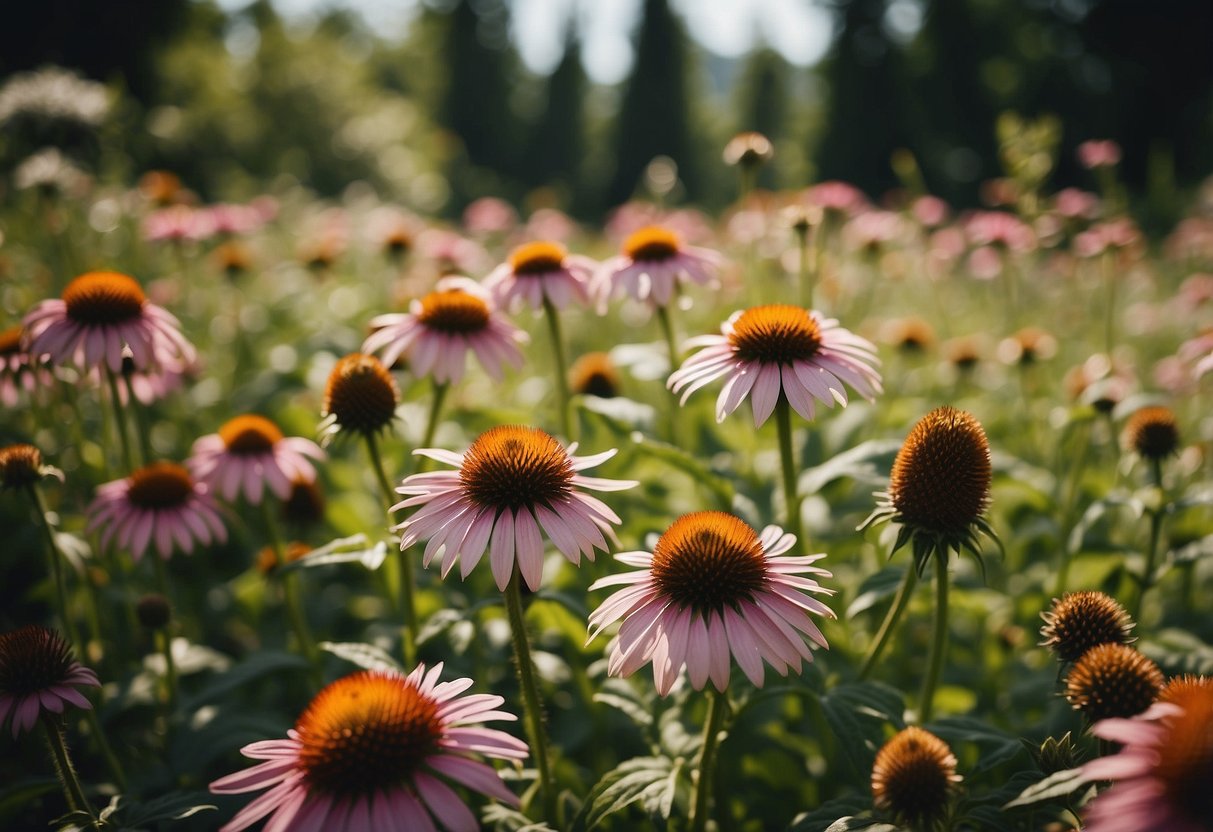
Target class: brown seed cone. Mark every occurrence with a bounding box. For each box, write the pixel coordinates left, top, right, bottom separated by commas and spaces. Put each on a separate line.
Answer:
872, 726, 961, 828
1122, 406, 1179, 460
889, 407, 992, 534
1040, 591, 1134, 662
323, 353, 399, 436
1065, 643, 1163, 722
0, 444, 43, 490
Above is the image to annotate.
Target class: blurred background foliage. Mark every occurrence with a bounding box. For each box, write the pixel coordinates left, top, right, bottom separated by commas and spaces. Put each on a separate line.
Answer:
1, 0, 1210, 225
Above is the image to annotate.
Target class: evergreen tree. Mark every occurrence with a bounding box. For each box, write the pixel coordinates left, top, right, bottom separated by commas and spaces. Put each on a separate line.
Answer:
607, 0, 699, 207
734, 44, 790, 189
526, 17, 587, 208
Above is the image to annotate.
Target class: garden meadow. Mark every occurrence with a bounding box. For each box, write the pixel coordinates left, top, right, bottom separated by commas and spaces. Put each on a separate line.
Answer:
2, 68, 1213, 832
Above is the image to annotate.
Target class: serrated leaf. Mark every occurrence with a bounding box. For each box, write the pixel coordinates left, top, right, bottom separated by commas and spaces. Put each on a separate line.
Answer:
1002, 767, 1088, 809
320, 641, 404, 673
819, 683, 905, 776
572, 756, 674, 831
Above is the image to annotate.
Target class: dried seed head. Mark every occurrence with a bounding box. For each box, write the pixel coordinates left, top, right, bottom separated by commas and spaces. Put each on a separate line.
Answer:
1065, 643, 1163, 722
323, 353, 399, 436
1040, 591, 1134, 663
135, 594, 172, 630
569, 352, 621, 399
871, 726, 961, 829
1122, 406, 1180, 461
0, 443, 44, 490
889, 407, 992, 534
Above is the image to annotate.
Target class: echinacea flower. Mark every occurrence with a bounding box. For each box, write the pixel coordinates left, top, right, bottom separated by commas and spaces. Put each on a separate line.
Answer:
588, 511, 834, 695
23, 271, 195, 374
87, 461, 226, 561
0, 626, 99, 738
1122, 405, 1180, 461
393, 426, 636, 591
723, 131, 774, 168
483, 241, 596, 313
0, 325, 53, 407
871, 726, 961, 830
1065, 643, 1163, 723
1081, 685, 1213, 832
668, 305, 882, 426
210, 665, 527, 832
320, 353, 400, 443
569, 352, 622, 399
595, 225, 723, 309
189, 414, 325, 505
363, 278, 526, 385
0, 443, 62, 491
1040, 591, 1135, 663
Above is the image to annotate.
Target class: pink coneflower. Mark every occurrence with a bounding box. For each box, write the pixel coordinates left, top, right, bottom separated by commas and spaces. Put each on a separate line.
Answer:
393, 426, 636, 591
463, 196, 519, 236
23, 271, 195, 373
588, 511, 834, 695
119, 352, 193, 406
205, 202, 265, 237
0, 325, 53, 406
803, 180, 869, 217
842, 210, 907, 258
1053, 187, 1101, 221
964, 211, 1036, 253
0, 625, 99, 738
668, 305, 881, 426
483, 241, 596, 313
143, 204, 216, 243
210, 665, 527, 832
416, 229, 491, 277
363, 278, 526, 385
1078, 139, 1122, 170
911, 195, 950, 228
595, 225, 723, 309
87, 461, 226, 561
1081, 685, 1213, 832
189, 414, 324, 505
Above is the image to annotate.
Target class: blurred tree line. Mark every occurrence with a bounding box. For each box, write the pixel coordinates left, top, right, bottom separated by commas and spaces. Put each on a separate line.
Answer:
2, 0, 1210, 221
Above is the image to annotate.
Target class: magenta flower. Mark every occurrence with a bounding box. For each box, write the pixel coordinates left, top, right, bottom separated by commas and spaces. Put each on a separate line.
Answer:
0, 325, 53, 407
588, 512, 834, 695
363, 277, 526, 385
668, 305, 882, 426
142, 204, 216, 243
189, 414, 325, 505
23, 271, 195, 374
210, 665, 527, 832
483, 240, 596, 313
1081, 689, 1213, 832
595, 225, 723, 309
0, 626, 99, 738
393, 426, 636, 591
1078, 139, 1122, 170
87, 461, 226, 561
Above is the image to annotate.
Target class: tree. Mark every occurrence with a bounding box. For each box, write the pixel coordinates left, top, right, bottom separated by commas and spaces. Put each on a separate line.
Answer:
525, 17, 587, 207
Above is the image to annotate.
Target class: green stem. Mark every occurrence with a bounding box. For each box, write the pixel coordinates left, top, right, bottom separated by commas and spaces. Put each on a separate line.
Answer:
1132, 510, 1164, 621
150, 556, 179, 711
504, 570, 557, 825
1102, 251, 1117, 356
262, 500, 321, 683
1054, 422, 1095, 597
42, 715, 98, 828
796, 228, 811, 309
689, 687, 728, 832
859, 564, 919, 680
656, 303, 680, 369
420, 381, 449, 452
918, 551, 950, 723
104, 367, 136, 473
28, 485, 81, 651
365, 432, 417, 666
542, 297, 574, 440
81, 708, 126, 790
775, 397, 804, 544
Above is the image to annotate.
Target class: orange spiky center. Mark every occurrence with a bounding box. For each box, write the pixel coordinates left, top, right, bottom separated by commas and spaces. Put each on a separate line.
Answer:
126, 462, 194, 510
460, 426, 573, 511
62, 272, 146, 325
728, 305, 823, 364
624, 226, 681, 262
889, 407, 991, 533
509, 241, 567, 276
871, 726, 959, 827
650, 512, 768, 613
324, 353, 399, 435
417, 289, 491, 334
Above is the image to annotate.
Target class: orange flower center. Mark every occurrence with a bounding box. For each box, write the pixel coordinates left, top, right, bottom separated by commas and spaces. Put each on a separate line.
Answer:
728, 305, 823, 364
323, 353, 399, 435
417, 289, 491, 334
460, 426, 573, 511
296, 671, 443, 796
218, 414, 284, 454
624, 226, 681, 262
509, 241, 567, 276
889, 407, 991, 534
1156, 689, 1213, 824
0, 326, 21, 355
126, 462, 194, 510
871, 726, 959, 826
650, 512, 767, 613
62, 272, 146, 326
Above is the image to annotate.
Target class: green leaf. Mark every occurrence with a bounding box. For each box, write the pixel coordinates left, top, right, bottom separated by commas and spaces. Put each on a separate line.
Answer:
1140, 629, 1213, 675
571, 756, 675, 831
278, 533, 388, 573
847, 566, 908, 619
824, 820, 899, 832
628, 435, 734, 509
181, 650, 308, 711
819, 682, 905, 777
320, 641, 405, 673
929, 717, 1023, 773
798, 439, 901, 494
1002, 767, 1088, 809
787, 794, 872, 831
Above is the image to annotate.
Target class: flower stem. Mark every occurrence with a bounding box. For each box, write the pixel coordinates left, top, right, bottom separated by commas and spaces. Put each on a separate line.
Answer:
81, 707, 126, 790
504, 569, 557, 825
41, 714, 98, 828
796, 227, 811, 309
774, 396, 804, 545
104, 367, 136, 473
1131, 459, 1165, 620
364, 431, 417, 667
150, 556, 179, 710
859, 563, 919, 680
1054, 421, 1095, 598
421, 380, 449, 453
918, 551, 950, 723
261, 500, 321, 684
689, 686, 728, 832
542, 296, 574, 440
27, 484, 81, 652
1102, 251, 1117, 356
656, 303, 680, 369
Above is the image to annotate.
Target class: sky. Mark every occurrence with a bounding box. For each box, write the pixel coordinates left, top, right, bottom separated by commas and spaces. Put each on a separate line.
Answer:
215, 0, 835, 83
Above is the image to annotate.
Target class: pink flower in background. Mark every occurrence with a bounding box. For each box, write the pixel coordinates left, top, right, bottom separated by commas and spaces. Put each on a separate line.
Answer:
484, 240, 596, 313
604, 202, 714, 246
588, 512, 834, 695
205, 203, 266, 237
417, 229, 491, 276
596, 225, 723, 309
210, 665, 527, 832
803, 181, 869, 217
911, 195, 950, 228
1075, 218, 1142, 258
842, 210, 907, 255
524, 207, 578, 242
1053, 187, 1101, 221
143, 204, 216, 243
393, 426, 636, 591
669, 305, 881, 426
463, 196, 519, 236
0, 325, 53, 407
189, 414, 324, 505
23, 271, 195, 373
1078, 139, 1122, 170
363, 277, 526, 384
0, 626, 99, 738
87, 461, 226, 561
964, 211, 1037, 253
